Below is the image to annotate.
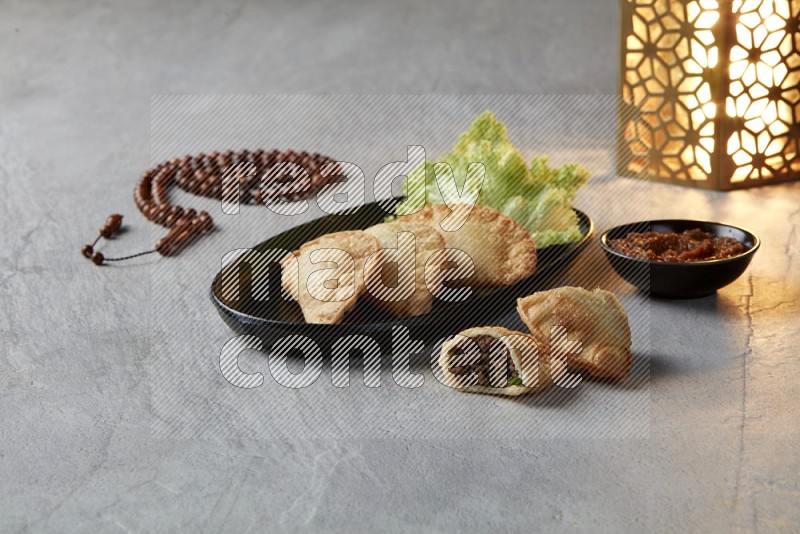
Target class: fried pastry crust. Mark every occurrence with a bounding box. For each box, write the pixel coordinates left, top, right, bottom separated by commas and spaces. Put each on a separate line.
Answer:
280, 230, 379, 324
517, 287, 632, 379
363, 221, 446, 318
398, 204, 537, 287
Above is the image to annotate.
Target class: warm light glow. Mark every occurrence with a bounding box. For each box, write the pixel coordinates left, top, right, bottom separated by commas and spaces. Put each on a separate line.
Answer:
726, 0, 798, 182
620, 0, 800, 188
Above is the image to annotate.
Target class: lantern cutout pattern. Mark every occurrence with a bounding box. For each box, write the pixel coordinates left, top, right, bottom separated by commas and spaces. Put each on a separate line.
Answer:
618, 0, 800, 189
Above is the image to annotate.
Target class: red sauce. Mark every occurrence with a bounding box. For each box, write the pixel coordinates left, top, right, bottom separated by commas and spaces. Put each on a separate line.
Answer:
609, 228, 748, 262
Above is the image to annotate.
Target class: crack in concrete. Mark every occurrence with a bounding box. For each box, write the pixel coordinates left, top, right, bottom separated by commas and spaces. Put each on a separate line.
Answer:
753, 477, 800, 495
279, 443, 359, 528
733, 273, 754, 526
784, 204, 800, 278
750, 300, 793, 314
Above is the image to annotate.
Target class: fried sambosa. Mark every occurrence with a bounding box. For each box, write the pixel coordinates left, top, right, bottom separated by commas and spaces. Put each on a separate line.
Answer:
280, 231, 379, 324
397, 204, 537, 287
517, 287, 632, 379
363, 221, 446, 318
438, 326, 553, 396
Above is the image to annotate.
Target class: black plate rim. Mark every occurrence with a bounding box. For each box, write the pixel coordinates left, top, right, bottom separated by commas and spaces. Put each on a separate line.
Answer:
211, 206, 594, 330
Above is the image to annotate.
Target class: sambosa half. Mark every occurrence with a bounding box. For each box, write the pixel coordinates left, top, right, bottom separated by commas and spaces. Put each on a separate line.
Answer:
438, 326, 553, 396
397, 204, 537, 287
280, 230, 379, 324
517, 287, 632, 379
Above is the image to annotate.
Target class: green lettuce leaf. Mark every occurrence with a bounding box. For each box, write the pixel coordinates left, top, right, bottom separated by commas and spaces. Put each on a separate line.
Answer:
394, 110, 589, 248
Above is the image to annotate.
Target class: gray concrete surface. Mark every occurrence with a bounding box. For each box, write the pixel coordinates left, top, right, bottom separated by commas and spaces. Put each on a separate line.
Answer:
2, 0, 799, 532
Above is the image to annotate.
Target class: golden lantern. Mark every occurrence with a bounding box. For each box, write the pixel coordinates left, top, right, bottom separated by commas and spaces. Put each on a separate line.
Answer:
618, 0, 800, 189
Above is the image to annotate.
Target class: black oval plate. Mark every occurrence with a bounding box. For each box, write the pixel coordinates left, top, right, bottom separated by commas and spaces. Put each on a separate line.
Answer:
211, 203, 593, 346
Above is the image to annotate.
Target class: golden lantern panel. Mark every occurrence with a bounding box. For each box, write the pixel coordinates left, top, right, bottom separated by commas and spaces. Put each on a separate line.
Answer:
618, 0, 800, 189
